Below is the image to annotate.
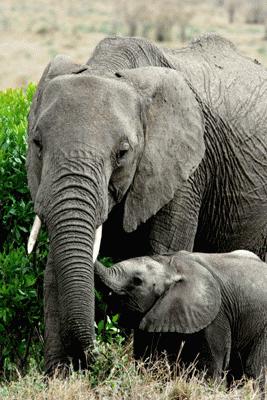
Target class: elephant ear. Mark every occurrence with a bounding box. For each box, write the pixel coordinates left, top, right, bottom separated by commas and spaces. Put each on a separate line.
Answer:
140, 253, 221, 333
27, 55, 88, 201
120, 67, 205, 232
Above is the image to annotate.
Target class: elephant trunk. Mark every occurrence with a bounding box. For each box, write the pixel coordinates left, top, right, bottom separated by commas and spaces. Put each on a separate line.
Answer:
95, 260, 126, 294
49, 212, 95, 355
43, 159, 106, 365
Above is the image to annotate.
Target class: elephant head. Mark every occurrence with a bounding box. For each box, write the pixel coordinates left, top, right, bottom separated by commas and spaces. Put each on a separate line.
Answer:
26, 56, 205, 369
95, 253, 221, 333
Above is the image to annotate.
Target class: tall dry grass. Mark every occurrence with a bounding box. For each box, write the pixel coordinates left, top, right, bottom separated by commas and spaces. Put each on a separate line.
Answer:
0, 340, 262, 400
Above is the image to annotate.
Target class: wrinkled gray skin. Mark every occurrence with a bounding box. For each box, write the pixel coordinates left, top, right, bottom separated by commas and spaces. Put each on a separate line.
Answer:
26, 33, 267, 372
95, 251, 267, 393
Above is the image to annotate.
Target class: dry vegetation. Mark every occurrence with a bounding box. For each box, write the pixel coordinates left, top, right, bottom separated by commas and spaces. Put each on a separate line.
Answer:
1, 0, 267, 89
0, 341, 263, 400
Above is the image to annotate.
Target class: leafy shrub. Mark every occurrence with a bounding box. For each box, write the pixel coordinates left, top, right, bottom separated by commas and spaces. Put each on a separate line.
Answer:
0, 85, 122, 378
0, 85, 47, 378
0, 85, 36, 250
0, 247, 45, 377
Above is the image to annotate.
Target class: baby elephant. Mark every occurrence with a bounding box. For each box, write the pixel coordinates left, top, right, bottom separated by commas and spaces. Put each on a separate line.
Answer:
95, 250, 267, 390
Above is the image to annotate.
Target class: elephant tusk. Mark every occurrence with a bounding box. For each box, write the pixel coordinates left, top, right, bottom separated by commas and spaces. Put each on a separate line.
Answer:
93, 225, 102, 263
27, 215, 42, 254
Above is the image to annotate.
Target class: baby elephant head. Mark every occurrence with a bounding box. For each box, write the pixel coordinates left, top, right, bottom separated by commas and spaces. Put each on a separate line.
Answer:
95, 252, 221, 333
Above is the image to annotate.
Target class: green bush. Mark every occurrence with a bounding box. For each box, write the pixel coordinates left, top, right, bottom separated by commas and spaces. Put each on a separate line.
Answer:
0, 85, 46, 378
0, 247, 45, 377
0, 86, 122, 379
0, 85, 36, 249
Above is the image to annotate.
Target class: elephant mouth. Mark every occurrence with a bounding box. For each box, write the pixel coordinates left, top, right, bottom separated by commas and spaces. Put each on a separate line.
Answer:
103, 291, 141, 328
95, 281, 142, 328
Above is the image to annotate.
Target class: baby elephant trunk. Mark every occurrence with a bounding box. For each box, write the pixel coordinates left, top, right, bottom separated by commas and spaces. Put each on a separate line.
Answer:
95, 261, 126, 294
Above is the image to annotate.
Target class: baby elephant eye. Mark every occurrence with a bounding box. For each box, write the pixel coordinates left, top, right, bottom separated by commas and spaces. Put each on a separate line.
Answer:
133, 276, 143, 286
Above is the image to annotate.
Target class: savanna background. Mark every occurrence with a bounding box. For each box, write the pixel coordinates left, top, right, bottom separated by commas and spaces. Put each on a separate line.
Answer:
0, 0, 266, 398
2, 0, 267, 89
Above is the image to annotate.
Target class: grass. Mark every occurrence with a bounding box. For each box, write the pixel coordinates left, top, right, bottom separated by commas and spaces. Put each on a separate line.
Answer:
0, 340, 262, 400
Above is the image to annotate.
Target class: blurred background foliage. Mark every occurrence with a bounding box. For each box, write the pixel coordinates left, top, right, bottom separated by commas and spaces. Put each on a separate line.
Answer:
0, 0, 267, 89
114, 0, 267, 41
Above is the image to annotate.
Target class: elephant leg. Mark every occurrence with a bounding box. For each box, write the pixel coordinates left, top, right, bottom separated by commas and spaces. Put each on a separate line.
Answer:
243, 332, 266, 399
44, 257, 69, 375
133, 330, 161, 362
148, 176, 203, 254
226, 350, 244, 389
201, 317, 231, 379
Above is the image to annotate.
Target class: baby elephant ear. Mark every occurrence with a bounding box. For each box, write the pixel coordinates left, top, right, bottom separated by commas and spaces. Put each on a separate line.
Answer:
140, 255, 221, 333
121, 67, 205, 233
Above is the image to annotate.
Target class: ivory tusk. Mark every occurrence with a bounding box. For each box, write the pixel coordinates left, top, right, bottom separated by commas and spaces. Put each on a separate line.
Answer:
93, 225, 102, 263
27, 215, 42, 254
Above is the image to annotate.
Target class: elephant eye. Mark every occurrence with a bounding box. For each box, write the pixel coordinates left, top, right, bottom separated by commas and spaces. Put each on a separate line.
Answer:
116, 141, 130, 166
33, 137, 42, 148
133, 276, 143, 286
33, 138, 43, 158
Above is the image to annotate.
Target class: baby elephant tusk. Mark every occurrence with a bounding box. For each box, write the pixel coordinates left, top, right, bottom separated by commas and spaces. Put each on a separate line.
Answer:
27, 215, 42, 254
93, 225, 102, 263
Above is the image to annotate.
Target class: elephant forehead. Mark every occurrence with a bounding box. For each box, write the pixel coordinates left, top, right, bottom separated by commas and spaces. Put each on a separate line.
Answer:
39, 74, 140, 138
122, 257, 165, 276
44, 73, 137, 101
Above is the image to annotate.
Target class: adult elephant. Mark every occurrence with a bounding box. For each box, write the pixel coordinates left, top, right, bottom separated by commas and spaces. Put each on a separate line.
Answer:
26, 33, 267, 372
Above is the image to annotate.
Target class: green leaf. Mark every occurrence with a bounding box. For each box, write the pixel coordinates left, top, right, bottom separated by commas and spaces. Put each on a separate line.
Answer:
97, 320, 105, 334
25, 275, 36, 287
112, 314, 119, 323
